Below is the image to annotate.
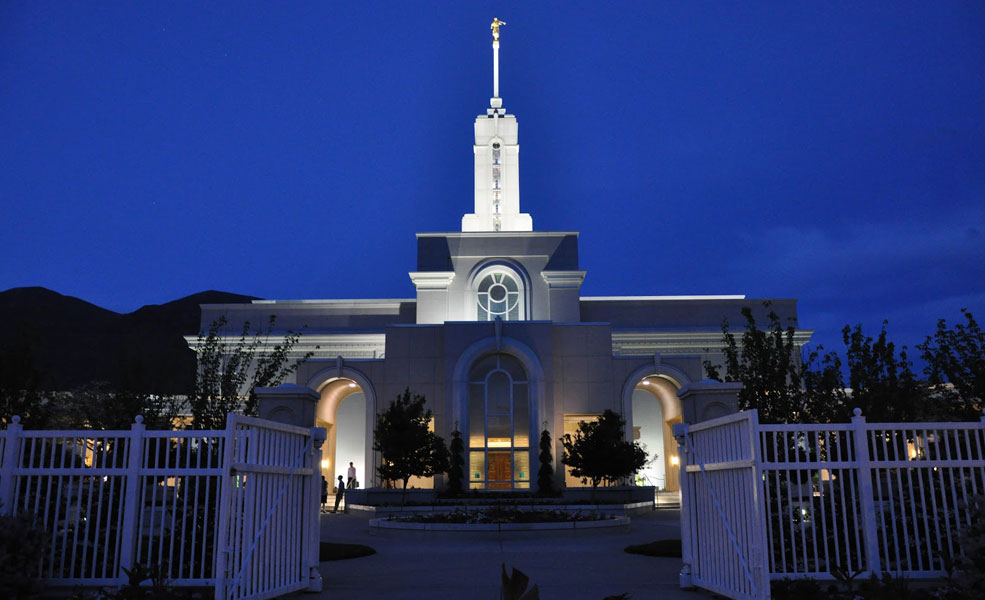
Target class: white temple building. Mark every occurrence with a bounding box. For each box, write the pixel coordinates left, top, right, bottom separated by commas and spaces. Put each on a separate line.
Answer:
190, 20, 811, 492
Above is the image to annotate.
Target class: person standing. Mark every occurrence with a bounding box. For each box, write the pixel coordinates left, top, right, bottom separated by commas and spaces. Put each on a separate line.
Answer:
347, 462, 357, 489
332, 475, 346, 514
320, 475, 328, 511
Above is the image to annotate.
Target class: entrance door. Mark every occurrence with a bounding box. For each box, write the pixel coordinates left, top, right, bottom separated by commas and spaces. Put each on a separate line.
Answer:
487, 451, 512, 489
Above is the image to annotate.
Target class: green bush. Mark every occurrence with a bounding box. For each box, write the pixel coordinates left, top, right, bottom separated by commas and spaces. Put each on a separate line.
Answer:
0, 512, 48, 599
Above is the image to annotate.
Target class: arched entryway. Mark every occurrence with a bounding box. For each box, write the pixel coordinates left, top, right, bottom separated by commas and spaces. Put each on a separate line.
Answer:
451, 336, 545, 491
307, 367, 376, 489
622, 364, 687, 492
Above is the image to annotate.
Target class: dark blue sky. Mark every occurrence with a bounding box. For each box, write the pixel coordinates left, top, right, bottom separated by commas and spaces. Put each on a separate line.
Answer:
2, 2, 983, 358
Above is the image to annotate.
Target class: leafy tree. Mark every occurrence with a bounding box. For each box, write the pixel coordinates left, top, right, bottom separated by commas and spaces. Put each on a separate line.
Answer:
919, 309, 984, 420
537, 428, 555, 495
373, 388, 449, 501
0, 340, 50, 428
65, 383, 185, 430
561, 409, 647, 491
190, 315, 313, 430
841, 322, 927, 422
446, 428, 465, 495
704, 303, 846, 423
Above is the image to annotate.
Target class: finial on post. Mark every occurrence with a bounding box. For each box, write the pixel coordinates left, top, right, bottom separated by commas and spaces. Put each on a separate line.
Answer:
491, 17, 506, 42
490, 18, 506, 107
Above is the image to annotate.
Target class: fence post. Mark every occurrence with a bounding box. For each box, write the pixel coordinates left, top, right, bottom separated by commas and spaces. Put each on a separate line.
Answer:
747, 410, 771, 597
851, 408, 881, 575
117, 415, 146, 585
0, 415, 24, 515
214, 413, 240, 600
672, 422, 696, 589
305, 427, 327, 591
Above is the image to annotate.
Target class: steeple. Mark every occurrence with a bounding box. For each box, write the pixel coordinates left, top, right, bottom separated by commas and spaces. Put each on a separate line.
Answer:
462, 18, 532, 233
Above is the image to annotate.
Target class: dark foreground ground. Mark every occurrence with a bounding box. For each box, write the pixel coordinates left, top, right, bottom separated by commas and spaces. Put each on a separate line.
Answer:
304, 508, 717, 600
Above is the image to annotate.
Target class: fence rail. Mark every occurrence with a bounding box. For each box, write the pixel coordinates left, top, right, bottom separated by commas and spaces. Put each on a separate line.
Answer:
677, 409, 985, 600
0, 414, 325, 598
759, 411, 985, 580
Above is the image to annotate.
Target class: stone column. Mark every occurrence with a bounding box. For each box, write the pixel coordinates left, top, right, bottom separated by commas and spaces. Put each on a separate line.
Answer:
677, 380, 742, 424
256, 384, 320, 428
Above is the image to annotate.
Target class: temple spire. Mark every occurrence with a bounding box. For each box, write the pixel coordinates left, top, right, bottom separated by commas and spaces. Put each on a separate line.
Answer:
462, 18, 532, 233
491, 18, 505, 106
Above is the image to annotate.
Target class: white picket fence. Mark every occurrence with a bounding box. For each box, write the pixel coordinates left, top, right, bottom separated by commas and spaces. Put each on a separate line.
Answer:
0, 414, 325, 599
675, 409, 985, 600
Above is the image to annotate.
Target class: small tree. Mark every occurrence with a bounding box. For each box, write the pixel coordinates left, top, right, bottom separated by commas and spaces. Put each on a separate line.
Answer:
190, 315, 313, 430
704, 302, 846, 423
447, 428, 465, 495
919, 309, 984, 420
561, 409, 647, 494
537, 428, 555, 495
842, 321, 927, 422
373, 388, 449, 503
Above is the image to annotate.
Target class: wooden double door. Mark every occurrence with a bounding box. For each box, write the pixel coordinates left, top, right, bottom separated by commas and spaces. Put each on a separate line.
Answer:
487, 450, 512, 489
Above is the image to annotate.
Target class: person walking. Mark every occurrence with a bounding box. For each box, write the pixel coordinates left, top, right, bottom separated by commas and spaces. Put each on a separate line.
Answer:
347, 462, 357, 489
332, 475, 346, 514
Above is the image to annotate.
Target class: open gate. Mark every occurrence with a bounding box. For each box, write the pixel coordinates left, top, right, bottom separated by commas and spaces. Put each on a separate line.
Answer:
214, 415, 325, 600
673, 410, 770, 600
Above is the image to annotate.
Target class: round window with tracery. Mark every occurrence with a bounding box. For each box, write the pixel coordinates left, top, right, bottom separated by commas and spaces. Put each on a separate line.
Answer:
477, 272, 521, 320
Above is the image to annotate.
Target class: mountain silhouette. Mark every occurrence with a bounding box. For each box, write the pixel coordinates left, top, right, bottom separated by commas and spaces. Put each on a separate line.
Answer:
0, 287, 258, 394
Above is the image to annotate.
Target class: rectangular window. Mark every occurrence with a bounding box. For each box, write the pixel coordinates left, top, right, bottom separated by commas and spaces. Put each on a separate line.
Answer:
514, 451, 530, 482
469, 451, 485, 486
487, 416, 511, 446
513, 383, 529, 447
563, 414, 600, 488
469, 384, 485, 447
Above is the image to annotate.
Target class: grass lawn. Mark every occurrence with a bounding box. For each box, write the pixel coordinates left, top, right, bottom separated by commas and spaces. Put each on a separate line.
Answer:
623, 539, 682, 557
319, 542, 376, 561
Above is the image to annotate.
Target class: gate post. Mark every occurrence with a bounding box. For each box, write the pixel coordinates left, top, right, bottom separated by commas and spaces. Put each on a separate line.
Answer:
305, 426, 327, 592
215, 414, 240, 600
851, 408, 881, 575
672, 422, 696, 589
0, 416, 24, 514
747, 409, 771, 596
117, 415, 146, 585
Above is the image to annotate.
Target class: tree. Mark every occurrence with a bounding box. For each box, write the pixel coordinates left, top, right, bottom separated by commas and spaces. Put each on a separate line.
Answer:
0, 340, 50, 428
919, 309, 984, 420
373, 388, 449, 501
537, 428, 555, 495
190, 315, 313, 430
66, 383, 185, 430
560, 409, 647, 492
704, 303, 846, 423
446, 428, 465, 495
842, 322, 927, 422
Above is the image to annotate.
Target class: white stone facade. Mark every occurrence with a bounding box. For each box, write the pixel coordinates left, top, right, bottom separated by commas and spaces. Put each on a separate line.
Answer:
189, 28, 812, 492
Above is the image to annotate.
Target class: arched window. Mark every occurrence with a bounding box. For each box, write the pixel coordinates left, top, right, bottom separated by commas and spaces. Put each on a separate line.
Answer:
466, 354, 531, 489
476, 271, 522, 321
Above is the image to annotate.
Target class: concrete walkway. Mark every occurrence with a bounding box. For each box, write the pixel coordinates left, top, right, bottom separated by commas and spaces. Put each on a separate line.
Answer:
305, 508, 716, 600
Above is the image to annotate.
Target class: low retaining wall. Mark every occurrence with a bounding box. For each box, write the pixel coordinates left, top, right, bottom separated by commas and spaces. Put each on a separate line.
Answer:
369, 516, 631, 532
344, 486, 655, 508
348, 501, 653, 516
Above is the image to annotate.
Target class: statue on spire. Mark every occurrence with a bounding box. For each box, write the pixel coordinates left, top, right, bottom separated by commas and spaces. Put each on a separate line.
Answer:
491, 17, 506, 42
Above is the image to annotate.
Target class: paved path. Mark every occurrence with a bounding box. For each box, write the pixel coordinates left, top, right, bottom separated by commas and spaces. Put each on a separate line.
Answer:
305, 508, 716, 600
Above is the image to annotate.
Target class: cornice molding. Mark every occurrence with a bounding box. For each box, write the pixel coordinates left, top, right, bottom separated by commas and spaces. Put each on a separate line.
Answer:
611, 329, 814, 357
541, 270, 587, 289
184, 333, 388, 360
408, 271, 456, 290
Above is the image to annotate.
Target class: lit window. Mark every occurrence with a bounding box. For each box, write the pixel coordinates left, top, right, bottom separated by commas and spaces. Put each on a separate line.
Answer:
467, 354, 531, 490
477, 271, 521, 321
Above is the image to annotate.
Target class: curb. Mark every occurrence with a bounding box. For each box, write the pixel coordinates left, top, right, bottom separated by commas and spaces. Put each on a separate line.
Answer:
368, 515, 631, 531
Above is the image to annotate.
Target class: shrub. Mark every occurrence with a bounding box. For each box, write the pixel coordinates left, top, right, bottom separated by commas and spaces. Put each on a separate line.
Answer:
537, 428, 555, 495
0, 512, 48, 599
